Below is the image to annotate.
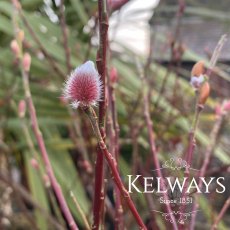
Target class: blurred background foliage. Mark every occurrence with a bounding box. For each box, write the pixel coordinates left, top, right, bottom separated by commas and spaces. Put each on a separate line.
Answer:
0, 0, 229, 229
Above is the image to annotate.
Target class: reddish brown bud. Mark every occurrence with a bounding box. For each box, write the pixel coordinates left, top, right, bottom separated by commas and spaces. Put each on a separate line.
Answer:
18, 100, 26, 118
23, 53, 31, 72
17, 30, 24, 43
198, 82, 210, 105
10, 40, 20, 58
191, 60, 205, 77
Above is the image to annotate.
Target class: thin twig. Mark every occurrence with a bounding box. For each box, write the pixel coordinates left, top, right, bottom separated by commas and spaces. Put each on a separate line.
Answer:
59, 0, 72, 73
70, 191, 91, 230
189, 102, 226, 230
11, 2, 78, 229
143, 90, 179, 230
136, 59, 178, 229
179, 35, 227, 230
107, 74, 124, 229
211, 197, 230, 230
18, 10, 66, 79
209, 34, 227, 70
58, 0, 91, 166
0, 173, 65, 230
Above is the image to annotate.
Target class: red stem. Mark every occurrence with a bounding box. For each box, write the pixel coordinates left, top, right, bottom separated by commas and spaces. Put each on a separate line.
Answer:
108, 82, 124, 229
12, 1, 78, 227
93, 0, 109, 229
189, 106, 225, 230
100, 144, 147, 229
143, 94, 178, 230
25, 80, 78, 230
85, 107, 146, 229
92, 144, 105, 230
211, 197, 230, 230
18, 65, 78, 229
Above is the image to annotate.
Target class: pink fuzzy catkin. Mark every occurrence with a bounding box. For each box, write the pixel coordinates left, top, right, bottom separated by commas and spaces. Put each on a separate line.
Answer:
63, 61, 102, 108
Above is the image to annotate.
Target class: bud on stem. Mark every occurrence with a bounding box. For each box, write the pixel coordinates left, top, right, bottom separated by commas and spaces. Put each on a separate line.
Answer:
10, 40, 20, 58
18, 100, 26, 118
198, 82, 210, 106
23, 53, 31, 72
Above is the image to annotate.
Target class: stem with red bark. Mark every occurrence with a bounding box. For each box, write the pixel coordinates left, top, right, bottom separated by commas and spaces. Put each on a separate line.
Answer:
180, 35, 227, 230
18, 59, 78, 230
93, 0, 109, 229
84, 106, 147, 229
21, 67, 78, 230
11, 3, 78, 228
136, 58, 178, 229
211, 197, 230, 230
189, 103, 226, 230
108, 79, 124, 229
143, 90, 178, 230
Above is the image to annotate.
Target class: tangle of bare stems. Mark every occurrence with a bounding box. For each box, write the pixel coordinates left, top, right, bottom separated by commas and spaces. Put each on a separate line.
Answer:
136, 59, 179, 230
0, 173, 65, 230
11, 1, 78, 229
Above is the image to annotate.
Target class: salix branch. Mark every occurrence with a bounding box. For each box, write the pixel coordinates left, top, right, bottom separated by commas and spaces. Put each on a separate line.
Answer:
180, 35, 227, 230
93, 0, 109, 229
11, 2, 78, 229
20, 56, 78, 230
62, 59, 145, 227
0, 172, 65, 230
83, 106, 147, 229
211, 197, 230, 230
108, 69, 124, 229
135, 57, 178, 229
142, 79, 179, 230
189, 101, 229, 230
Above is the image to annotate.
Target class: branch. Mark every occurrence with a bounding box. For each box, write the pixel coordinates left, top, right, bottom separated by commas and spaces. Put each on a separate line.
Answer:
11, 2, 78, 229
211, 197, 230, 230
0, 173, 65, 230
84, 106, 147, 229
59, 0, 72, 73
93, 0, 109, 229
189, 101, 227, 230
136, 58, 178, 229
